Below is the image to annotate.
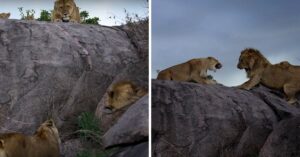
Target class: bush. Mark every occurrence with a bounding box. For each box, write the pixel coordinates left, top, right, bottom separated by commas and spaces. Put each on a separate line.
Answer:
80, 10, 100, 25
37, 10, 52, 21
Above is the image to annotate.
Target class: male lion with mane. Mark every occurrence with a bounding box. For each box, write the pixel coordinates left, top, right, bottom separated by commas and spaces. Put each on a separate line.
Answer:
157, 57, 222, 84
52, 0, 80, 23
237, 48, 300, 104
0, 119, 60, 157
105, 81, 147, 111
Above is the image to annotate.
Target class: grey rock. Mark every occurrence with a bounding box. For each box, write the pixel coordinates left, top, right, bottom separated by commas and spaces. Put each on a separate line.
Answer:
152, 80, 300, 157
259, 116, 300, 157
110, 142, 148, 157
61, 139, 84, 157
0, 19, 147, 157
103, 95, 148, 148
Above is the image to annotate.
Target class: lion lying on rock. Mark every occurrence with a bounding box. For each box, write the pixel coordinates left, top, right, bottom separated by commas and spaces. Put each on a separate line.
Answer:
0, 119, 60, 157
157, 57, 222, 84
0, 13, 10, 19
52, 0, 80, 23
237, 48, 300, 104
105, 81, 147, 111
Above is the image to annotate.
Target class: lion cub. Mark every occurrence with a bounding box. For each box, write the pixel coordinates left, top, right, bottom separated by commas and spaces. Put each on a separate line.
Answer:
52, 0, 80, 23
0, 119, 60, 157
0, 13, 10, 19
105, 81, 147, 111
157, 57, 222, 84
237, 48, 300, 104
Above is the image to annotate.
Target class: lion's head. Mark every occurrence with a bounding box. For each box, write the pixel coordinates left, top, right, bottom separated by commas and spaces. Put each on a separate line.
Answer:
35, 119, 60, 144
105, 81, 146, 111
237, 48, 270, 74
0, 13, 10, 19
206, 57, 222, 72
54, 0, 76, 20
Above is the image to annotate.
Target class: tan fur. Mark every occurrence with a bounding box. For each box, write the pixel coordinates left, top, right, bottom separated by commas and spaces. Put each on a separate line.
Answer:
157, 57, 222, 84
52, 0, 80, 23
237, 48, 300, 104
0, 119, 60, 157
0, 13, 10, 19
105, 81, 147, 110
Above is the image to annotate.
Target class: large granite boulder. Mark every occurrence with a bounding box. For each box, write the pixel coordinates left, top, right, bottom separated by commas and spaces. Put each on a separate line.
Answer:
152, 80, 300, 157
0, 19, 147, 157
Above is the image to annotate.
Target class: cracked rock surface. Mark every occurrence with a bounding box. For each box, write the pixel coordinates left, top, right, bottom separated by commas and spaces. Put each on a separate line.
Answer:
152, 80, 300, 157
0, 19, 147, 157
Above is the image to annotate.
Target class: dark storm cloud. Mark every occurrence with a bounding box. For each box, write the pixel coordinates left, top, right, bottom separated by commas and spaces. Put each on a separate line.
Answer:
152, 0, 300, 86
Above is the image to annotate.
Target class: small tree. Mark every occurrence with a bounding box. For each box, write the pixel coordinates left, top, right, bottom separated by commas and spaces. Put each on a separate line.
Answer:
80, 10, 100, 25
80, 10, 89, 22
37, 10, 51, 21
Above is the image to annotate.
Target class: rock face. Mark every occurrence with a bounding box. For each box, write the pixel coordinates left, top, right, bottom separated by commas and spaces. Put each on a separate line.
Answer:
0, 19, 147, 157
102, 95, 148, 148
152, 80, 300, 157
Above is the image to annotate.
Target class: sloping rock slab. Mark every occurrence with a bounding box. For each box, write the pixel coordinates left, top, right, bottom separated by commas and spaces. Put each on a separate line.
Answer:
259, 116, 300, 157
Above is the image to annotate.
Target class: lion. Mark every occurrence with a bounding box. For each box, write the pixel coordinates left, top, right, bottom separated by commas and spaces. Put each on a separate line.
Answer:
0, 13, 10, 19
105, 81, 147, 111
51, 0, 80, 23
0, 119, 60, 157
237, 48, 300, 104
157, 57, 222, 84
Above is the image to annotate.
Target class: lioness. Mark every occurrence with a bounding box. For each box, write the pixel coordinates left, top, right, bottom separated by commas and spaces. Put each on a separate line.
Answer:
0, 119, 60, 157
237, 48, 300, 104
52, 0, 80, 23
0, 13, 10, 19
157, 57, 222, 84
105, 81, 147, 111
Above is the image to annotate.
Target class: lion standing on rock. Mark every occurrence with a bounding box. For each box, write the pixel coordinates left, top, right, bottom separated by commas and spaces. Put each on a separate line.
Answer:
157, 57, 222, 84
52, 0, 80, 23
0, 119, 60, 157
237, 48, 300, 104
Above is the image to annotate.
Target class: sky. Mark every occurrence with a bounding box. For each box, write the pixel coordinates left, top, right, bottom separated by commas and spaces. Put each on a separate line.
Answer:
0, 0, 148, 26
152, 0, 300, 86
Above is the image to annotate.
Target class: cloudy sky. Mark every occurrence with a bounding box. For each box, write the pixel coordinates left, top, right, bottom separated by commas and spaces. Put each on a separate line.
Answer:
152, 0, 300, 86
0, 0, 148, 26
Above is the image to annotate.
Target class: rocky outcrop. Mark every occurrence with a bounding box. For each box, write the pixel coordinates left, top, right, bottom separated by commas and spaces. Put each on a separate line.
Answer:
152, 80, 300, 157
0, 19, 147, 157
102, 95, 148, 148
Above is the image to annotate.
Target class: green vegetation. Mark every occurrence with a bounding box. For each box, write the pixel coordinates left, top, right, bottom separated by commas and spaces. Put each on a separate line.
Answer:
37, 10, 52, 21
77, 112, 102, 144
18, 7, 35, 20
76, 112, 116, 157
80, 10, 100, 25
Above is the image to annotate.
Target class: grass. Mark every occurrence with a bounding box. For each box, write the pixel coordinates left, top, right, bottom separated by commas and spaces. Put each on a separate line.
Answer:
76, 112, 117, 157
77, 112, 102, 144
